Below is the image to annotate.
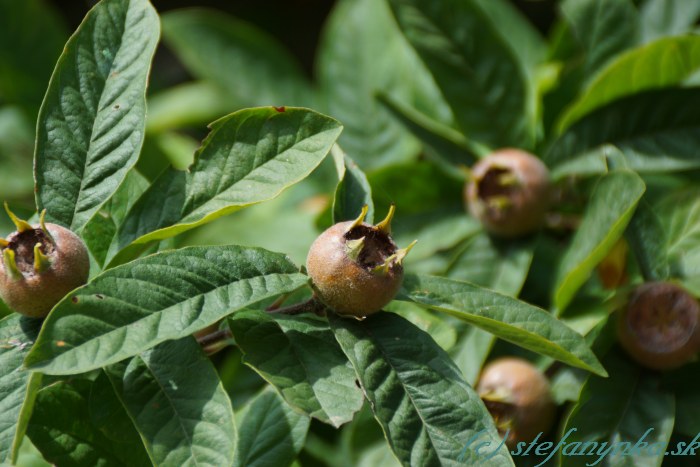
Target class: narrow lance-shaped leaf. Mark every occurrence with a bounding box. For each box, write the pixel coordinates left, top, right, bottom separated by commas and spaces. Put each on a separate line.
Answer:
554, 171, 645, 312
234, 385, 310, 467
24, 245, 309, 375
34, 0, 159, 232
400, 274, 607, 376
560, 351, 675, 467
114, 107, 342, 255
27, 378, 151, 467
388, 0, 533, 149
106, 337, 235, 467
329, 312, 514, 467
228, 310, 364, 428
0, 315, 42, 464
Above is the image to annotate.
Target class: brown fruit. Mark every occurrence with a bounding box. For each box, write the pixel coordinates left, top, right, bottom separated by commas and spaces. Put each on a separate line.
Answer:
617, 282, 700, 370
476, 357, 556, 448
0, 207, 90, 318
465, 149, 551, 238
306, 206, 415, 318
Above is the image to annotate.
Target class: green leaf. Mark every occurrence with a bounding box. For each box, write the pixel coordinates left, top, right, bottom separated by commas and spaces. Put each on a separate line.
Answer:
0, 315, 42, 464
24, 245, 309, 375
318, 0, 450, 169
106, 337, 235, 467
388, 0, 532, 149
114, 107, 342, 254
377, 92, 481, 171
656, 187, 700, 293
146, 81, 232, 134
0, 108, 35, 200
332, 149, 374, 224
640, 0, 700, 43
546, 89, 700, 178
34, 0, 160, 232
450, 327, 495, 385
560, 0, 639, 81
27, 379, 150, 467
558, 35, 700, 132
329, 312, 514, 467
560, 351, 675, 467
234, 385, 310, 467
446, 233, 534, 297
228, 310, 364, 427
0, 0, 67, 114
675, 391, 700, 438
625, 198, 671, 281
554, 171, 645, 311
400, 274, 607, 376
161, 9, 313, 108
81, 169, 150, 269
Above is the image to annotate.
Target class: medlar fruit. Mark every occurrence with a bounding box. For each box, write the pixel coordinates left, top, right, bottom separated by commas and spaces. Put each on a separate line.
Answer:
306, 206, 415, 318
0, 205, 90, 318
465, 149, 551, 238
476, 357, 556, 448
617, 282, 700, 370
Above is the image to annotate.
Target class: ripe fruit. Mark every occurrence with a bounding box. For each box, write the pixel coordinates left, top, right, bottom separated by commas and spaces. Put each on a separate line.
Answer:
465, 149, 551, 238
617, 282, 700, 370
306, 206, 416, 318
476, 357, 556, 447
0, 204, 90, 318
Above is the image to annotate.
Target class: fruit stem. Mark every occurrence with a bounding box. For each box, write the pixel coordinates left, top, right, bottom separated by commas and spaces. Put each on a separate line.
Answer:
33, 243, 52, 273
4, 202, 32, 233
2, 249, 22, 280
375, 204, 396, 234
345, 205, 369, 233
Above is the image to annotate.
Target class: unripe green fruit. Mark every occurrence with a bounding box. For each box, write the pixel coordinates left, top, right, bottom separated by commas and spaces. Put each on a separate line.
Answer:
617, 282, 700, 370
466, 149, 551, 238
476, 357, 556, 448
0, 208, 90, 318
306, 206, 414, 318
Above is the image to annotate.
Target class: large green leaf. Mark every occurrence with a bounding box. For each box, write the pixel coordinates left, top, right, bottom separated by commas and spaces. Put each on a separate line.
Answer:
558, 35, 700, 132
24, 246, 309, 375
0, 315, 42, 464
554, 171, 645, 311
318, 0, 450, 169
546, 89, 700, 178
560, 351, 675, 467
0, 0, 67, 114
113, 107, 342, 254
625, 198, 671, 281
640, 0, 700, 43
34, 0, 159, 232
106, 337, 235, 467
27, 379, 150, 467
234, 385, 310, 467
656, 187, 700, 294
161, 9, 312, 108
388, 0, 532, 149
329, 312, 514, 467
400, 274, 607, 376
228, 310, 364, 427
560, 0, 639, 82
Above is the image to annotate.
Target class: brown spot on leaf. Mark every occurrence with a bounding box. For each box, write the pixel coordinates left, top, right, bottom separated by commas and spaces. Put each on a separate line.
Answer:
273, 106, 286, 112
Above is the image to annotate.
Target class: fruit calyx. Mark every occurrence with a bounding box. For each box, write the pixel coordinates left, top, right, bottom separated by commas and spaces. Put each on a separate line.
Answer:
306, 205, 416, 318
617, 281, 700, 370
